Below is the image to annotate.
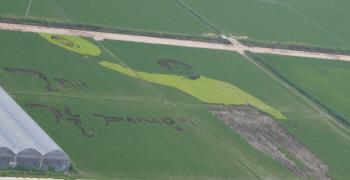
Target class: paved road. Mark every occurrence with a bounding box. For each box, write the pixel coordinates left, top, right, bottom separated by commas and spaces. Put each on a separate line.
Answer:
1, 22, 350, 61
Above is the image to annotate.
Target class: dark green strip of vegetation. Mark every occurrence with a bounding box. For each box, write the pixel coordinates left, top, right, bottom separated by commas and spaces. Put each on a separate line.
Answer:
0, 163, 81, 179
262, 134, 306, 171
0, 17, 230, 44
171, 0, 222, 35
245, 51, 350, 129
240, 39, 350, 55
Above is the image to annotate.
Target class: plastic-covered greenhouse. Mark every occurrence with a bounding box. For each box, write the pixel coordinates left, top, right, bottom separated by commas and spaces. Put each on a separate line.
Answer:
0, 87, 70, 171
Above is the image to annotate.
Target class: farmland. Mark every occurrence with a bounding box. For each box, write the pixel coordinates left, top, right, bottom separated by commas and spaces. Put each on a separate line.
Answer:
100, 40, 350, 179
0, 0, 349, 179
0, 0, 69, 22
2, 0, 350, 49
1, 29, 350, 179
0, 30, 284, 179
253, 53, 350, 128
182, 0, 349, 48
0, 0, 213, 36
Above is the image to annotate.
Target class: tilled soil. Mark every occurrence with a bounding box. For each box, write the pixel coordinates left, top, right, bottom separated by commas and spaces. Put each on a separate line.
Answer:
206, 105, 331, 180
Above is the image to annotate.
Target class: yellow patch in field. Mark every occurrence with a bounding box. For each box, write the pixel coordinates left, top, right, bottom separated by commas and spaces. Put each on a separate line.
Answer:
99, 61, 287, 120
39, 33, 101, 56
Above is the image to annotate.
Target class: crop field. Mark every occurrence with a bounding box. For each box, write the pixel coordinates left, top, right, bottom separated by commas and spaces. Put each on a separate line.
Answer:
0, 0, 213, 36
0, 0, 70, 22
2, 0, 349, 48
182, 0, 349, 48
1, 29, 350, 179
253, 53, 350, 128
274, 0, 350, 47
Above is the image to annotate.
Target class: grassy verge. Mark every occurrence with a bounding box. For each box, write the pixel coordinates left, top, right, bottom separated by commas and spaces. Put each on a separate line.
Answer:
0, 17, 230, 44
240, 39, 350, 55
245, 51, 350, 129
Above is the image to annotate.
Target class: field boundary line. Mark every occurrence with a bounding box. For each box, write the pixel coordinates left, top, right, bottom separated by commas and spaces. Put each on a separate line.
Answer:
25, 0, 32, 20
169, 0, 219, 34
242, 52, 350, 140
10, 91, 164, 104
47, 0, 75, 22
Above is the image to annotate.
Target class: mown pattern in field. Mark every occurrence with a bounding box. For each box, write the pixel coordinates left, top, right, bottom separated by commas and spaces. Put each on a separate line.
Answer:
100, 40, 350, 180
182, 0, 347, 48
0, 0, 70, 22
0, 30, 283, 179
2, 29, 350, 180
39, 33, 101, 56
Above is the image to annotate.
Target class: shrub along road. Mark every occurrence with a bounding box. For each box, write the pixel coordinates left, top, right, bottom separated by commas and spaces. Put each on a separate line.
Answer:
1, 22, 350, 61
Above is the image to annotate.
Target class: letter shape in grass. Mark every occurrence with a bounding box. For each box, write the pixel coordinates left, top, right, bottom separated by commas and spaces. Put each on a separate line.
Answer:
39, 33, 101, 56
99, 61, 287, 120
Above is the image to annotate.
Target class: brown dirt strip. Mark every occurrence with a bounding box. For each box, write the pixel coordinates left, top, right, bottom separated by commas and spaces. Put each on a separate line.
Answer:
1, 22, 350, 61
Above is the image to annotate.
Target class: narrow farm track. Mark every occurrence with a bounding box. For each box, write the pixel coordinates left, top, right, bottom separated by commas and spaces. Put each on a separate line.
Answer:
1, 22, 350, 61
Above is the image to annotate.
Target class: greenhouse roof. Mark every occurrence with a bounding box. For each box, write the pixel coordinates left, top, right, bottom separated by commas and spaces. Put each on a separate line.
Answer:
0, 86, 69, 159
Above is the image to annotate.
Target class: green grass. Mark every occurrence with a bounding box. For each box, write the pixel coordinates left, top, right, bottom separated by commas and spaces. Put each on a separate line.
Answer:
182, 0, 347, 48
2, 29, 350, 179
0, 0, 70, 22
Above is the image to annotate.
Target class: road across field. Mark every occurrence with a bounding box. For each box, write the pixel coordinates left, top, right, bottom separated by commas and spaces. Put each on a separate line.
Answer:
1, 22, 350, 61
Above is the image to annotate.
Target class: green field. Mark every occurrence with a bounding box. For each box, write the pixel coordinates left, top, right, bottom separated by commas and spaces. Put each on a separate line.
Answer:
181, 0, 349, 48
0, 0, 70, 22
0, 0, 213, 35
1, 30, 350, 179
2, 0, 349, 48
274, 0, 350, 47
253, 53, 350, 127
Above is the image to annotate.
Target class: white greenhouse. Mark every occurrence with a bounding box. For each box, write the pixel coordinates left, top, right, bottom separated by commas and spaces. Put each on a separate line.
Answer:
0, 87, 70, 171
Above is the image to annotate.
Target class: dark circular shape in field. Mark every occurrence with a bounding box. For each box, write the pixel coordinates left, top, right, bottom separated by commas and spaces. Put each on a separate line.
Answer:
157, 59, 200, 80
51, 35, 80, 49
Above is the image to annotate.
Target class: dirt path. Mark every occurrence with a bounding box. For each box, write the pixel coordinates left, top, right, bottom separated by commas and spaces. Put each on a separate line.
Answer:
1, 22, 350, 61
